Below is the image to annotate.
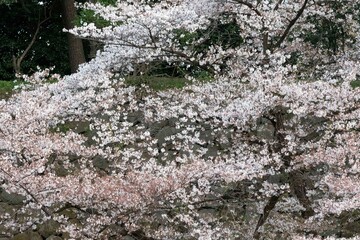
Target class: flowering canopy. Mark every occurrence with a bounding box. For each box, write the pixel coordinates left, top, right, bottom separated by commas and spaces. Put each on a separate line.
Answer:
1, 0, 360, 239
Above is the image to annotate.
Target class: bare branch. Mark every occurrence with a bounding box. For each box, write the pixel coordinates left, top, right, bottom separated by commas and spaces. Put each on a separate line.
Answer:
12, 6, 52, 74
271, 0, 309, 50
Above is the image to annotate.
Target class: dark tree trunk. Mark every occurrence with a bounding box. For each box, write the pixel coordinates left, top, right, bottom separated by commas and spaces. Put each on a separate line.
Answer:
61, 0, 86, 73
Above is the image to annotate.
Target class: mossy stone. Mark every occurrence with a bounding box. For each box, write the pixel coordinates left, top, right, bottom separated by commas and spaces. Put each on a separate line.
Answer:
0, 188, 26, 205
58, 207, 77, 219
156, 126, 179, 146
46, 236, 63, 240
38, 219, 60, 238
12, 231, 42, 240
92, 155, 109, 171
54, 162, 69, 177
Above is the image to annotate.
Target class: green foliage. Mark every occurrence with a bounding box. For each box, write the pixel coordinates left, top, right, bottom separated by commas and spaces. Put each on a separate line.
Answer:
174, 15, 243, 53
0, 0, 16, 5
191, 70, 213, 81
75, 0, 123, 28
174, 29, 199, 47
75, 9, 112, 28
302, 2, 356, 54
350, 79, 360, 89
197, 18, 243, 51
303, 17, 348, 54
169, 14, 243, 77
97, 0, 117, 5
285, 51, 301, 65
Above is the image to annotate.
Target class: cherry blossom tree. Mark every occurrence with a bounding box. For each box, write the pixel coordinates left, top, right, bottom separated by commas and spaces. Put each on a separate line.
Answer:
1, 0, 359, 239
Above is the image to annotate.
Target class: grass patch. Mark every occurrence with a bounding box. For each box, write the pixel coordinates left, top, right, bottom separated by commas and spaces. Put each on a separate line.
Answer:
124, 76, 190, 90
0, 80, 17, 99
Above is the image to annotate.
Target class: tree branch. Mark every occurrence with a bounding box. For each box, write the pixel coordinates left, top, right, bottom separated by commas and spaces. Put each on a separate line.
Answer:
274, 0, 283, 11
231, 0, 262, 16
0, 168, 52, 216
253, 195, 280, 239
271, 0, 309, 50
12, 6, 52, 74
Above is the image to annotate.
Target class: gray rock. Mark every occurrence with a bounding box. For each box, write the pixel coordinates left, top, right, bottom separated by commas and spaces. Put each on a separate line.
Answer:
199, 130, 214, 144
148, 119, 169, 136
255, 117, 275, 141
46, 235, 63, 240
0, 202, 18, 215
343, 220, 360, 237
92, 155, 110, 171
217, 138, 231, 150
104, 224, 127, 237
12, 231, 42, 240
58, 207, 77, 219
127, 111, 144, 124
300, 116, 326, 142
53, 162, 69, 177
167, 117, 178, 127
267, 173, 288, 184
158, 150, 178, 163
200, 123, 212, 131
38, 219, 60, 238
156, 126, 180, 147
153, 210, 170, 225
122, 236, 136, 240
0, 203, 20, 235
68, 121, 90, 134
198, 208, 217, 222
203, 146, 218, 159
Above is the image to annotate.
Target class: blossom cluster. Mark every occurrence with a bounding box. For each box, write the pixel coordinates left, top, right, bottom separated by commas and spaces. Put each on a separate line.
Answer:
1, 0, 360, 239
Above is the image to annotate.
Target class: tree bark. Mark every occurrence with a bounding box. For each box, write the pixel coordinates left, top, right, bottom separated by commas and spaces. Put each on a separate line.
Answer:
13, 7, 51, 75
61, 0, 86, 73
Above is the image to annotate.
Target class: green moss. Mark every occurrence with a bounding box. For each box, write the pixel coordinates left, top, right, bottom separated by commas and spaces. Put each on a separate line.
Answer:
50, 121, 90, 134
114, 142, 127, 150
50, 123, 71, 133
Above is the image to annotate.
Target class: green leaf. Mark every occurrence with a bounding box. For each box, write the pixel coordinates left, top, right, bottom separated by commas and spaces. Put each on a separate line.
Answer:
350, 79, 360, 89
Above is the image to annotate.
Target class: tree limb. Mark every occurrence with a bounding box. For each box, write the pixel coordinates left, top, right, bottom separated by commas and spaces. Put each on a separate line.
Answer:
0, 168, 52, 216
271, 0, 309, 50
12, 6, 52, 74
253, 195, 280, 239
274, 0, 283, 11
231, 0, 262, 16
